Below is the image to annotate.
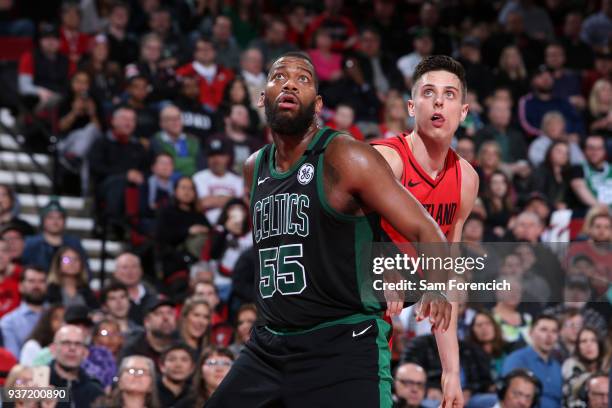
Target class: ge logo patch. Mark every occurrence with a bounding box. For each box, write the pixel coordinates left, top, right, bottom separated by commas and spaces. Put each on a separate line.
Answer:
297, 163, 315, 185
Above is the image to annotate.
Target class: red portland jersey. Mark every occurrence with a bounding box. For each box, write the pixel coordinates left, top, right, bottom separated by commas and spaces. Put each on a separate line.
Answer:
372, 134, 462, 240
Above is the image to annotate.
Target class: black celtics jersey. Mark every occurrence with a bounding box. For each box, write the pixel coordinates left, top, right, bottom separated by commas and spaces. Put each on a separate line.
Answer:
250, 127, 385, 329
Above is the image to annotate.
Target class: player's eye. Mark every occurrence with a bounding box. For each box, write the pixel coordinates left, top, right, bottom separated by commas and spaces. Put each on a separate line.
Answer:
423, 89, 433, 97
446, 91, 455, 98
298, 75, 309, 82
273, 73, 284, 80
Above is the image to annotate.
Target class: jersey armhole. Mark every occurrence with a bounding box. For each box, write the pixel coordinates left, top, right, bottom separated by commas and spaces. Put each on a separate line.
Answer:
249, 147, 267, 205
316, 135, 366, 222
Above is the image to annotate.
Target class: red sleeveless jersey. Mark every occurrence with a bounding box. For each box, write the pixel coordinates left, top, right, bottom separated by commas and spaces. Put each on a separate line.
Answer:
372, 134, 462, 240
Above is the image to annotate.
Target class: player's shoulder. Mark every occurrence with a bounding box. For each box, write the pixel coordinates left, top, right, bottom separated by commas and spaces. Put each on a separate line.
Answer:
243, 146, 267, 178
455, 154, 479, 194
324, 132, 387, 174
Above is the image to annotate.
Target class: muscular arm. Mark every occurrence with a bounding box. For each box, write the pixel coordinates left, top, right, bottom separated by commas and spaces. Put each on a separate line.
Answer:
242, 149, 261, 205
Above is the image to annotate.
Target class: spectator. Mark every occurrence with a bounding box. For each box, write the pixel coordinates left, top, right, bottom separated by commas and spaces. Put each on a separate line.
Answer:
492, 276, 531, 347
562, 327, 606, 407
119, 297, 177, 369
222, 0, 261, 48
176, 37, 235, 112
528, 112, 585, 167
492, 45, 531, 108
0, 239, 20, 318
307, 29, 343, 86
147, 7, 187, 71
49, 325, 104, 408
193, 281, 230, 345
466, 309, 510, 382
580, 0, 612, 53
56, 70, 103, 189
1, 266, 47, 358
545, 42, 585, 111
353, 26, 404, 102
396, 28, 433, 90
79, 0, 112, 34
0, 0, 34, 36
218, 76, 261, 133
0, 185, 34, 236
586, 80, 612, 140
174, 75, 216, 142
228, 303, 255, 357
156, 177, 210, 283
112, 252, 158, 325
239, 48, 267, 113
456, 137, 477, 167
551, 308, 583, 363
211, 15, 241, 71
124, 32, 180, 103
46, 246, 98, 309
285, 2, 311, 50
175, 346, 234, 408
88, 106, 150, 224
582, 373, 609, 408
19, 304, 64, 366
104, 1, 138, 66
498, 0, 555, 41
123, 75, 159, 139
518, 65, 585, 139
219, 103, 260, 175
475, 141, 503, 189
249, 18, 297, 68
531, 141, 573, 209
178, 297, 211, 354
304, 0, 357, 53
474, 98, 528, 167
4, 364, 34, 391
83, 319, 122, 391
511, 211, 545, 243
93, 355, 161, 408
493, 369, 542, 408
0, 223, 27, 270
379, 95, 410, 139
78, 34, 124, 114
58, 2, 90, 72
502, 314, 563, 408
326, 104, 364, 141
205, 199, 251, 301
481, 171, 515, 239
560, 12, 595, 71
457, 36, 493, 103
151, 105, 203, 178
100, 281, 140, 334
18, 22, 68, 111
511, 244, 552, 307
393, 362, 427, 408
569, 135, 611, 214
157, 342, 195, 407
193, 137, 243, 225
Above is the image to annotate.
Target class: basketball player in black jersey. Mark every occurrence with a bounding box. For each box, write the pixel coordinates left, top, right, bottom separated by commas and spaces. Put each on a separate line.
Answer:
205, 52, 463, 408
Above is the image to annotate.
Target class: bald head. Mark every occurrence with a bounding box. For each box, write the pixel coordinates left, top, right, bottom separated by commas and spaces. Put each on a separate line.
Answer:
160, 105, 183, 137
114, 252, 142, 288
395, 363, 427, 406
53, 325, 88, 369
513, 211, 544, 243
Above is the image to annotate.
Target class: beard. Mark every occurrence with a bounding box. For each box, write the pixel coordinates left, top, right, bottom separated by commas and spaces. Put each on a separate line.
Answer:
23, 291, 46, 305
151, 328, 174, 340
264, 96, 316, 136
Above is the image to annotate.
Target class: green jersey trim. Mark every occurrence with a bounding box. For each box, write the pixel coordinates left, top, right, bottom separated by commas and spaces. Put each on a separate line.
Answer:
375, 318, 393, 408
249, 148, 267, 204
268, 127, 327, 179
264, 313, 380, 336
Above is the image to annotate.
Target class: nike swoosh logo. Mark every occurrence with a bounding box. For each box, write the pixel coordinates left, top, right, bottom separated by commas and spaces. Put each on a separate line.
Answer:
257, 177, 270, 185
407, 179, 420, 187
352, 324, 373, 338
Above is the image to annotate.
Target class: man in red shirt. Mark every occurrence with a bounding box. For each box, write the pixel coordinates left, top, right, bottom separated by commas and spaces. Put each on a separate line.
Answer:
176, 37, 234, 112
58, 2, 90, 72
0, 239, 19, 318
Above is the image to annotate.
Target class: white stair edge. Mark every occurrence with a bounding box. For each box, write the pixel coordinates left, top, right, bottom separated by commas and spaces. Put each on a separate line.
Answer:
0, 151, 51, 167
17, 194, 85, 211
0, 134, 19, 150
0, 170, 52, 187
90, 259, 116, 273
82, 238, 122, 254
20, 213, 94, 231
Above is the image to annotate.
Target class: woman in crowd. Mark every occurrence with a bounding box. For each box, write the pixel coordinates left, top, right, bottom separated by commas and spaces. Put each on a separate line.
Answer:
562, 327, 606, 407
156, 177, 210, 286
176, 346, 235, 408
218, 76, 260, 132
19, 304, 65, 366
205, 198, 252, 302
586, 78, 612, 139
379, 95, 410, 139
178, 297, 212, 354
307, 28, 343, 86
46, 247, 99, 309
481, 170, 514, 239
94, 355, 161, 408
83, 319, 123, 392
532, 141, 572, 209
466, 309, 511, 381
0, 184, 34, 235
476, 141, 504, 192
492, 276, 532, 347
228, 303, 256, 356
493, 46, 530, 104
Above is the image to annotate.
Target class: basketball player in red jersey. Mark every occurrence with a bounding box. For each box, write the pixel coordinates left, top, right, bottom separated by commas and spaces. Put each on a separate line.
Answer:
373, 55, 479, 406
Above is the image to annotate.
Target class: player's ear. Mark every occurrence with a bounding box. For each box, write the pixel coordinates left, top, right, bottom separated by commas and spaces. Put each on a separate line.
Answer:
257, 91, 265, 108
407, 99, 415, 117
460, 101, 469, 122
315, 95, 323, 114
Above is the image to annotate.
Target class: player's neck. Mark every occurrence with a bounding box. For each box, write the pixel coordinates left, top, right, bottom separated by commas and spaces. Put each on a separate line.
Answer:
271, 124, 319, 172
408, 131, 450, 178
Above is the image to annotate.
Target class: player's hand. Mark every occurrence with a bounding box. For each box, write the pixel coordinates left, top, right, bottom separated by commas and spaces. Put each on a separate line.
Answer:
415, 291, 451, 332
440, 371, 464, 408
383, 272, 405, 317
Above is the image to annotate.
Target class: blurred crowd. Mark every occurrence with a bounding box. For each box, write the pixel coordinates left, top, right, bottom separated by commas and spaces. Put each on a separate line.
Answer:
0, 0, 610, 407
